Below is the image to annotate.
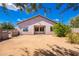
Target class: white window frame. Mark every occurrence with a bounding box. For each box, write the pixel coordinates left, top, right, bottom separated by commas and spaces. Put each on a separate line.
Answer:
23, 27, 28, 32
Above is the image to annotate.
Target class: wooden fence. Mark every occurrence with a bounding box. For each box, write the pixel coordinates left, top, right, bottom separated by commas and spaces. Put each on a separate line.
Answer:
0, 29, 20, 42
0, 30, 9, 42
10, 29, 20, 37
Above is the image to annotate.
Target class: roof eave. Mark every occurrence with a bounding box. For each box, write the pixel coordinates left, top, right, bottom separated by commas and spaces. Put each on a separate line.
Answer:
17, 15, 57, 25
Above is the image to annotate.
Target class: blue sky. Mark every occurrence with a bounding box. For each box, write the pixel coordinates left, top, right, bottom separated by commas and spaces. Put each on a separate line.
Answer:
0, 3, 79, 26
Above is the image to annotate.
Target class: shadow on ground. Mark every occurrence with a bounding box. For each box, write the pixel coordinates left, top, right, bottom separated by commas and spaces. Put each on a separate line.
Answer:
33, 44, 79, 56
9, 44, 79, 56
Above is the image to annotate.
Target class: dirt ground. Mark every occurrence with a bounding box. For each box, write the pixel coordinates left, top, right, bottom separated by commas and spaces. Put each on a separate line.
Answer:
0, 35, 79, 56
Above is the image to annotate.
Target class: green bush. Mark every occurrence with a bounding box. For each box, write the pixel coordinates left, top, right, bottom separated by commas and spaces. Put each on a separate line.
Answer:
53, 23, 71, 37
67, 33, 79, 44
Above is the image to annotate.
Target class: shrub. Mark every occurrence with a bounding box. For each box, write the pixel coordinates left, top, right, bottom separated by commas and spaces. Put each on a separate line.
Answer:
53, 23, 71, 37
67, 33, 79, 44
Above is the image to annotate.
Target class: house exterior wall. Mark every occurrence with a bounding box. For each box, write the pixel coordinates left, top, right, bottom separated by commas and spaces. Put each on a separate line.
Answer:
72, 28, 79, 33
18, 16, 55, 35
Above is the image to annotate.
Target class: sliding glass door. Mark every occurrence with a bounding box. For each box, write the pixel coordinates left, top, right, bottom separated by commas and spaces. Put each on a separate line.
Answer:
34, 25, 45, 34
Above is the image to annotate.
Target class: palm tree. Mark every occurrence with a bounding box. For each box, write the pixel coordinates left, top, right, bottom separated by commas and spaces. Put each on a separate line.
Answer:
56, 3, 79, 14
1, 3, 79, 14
1, 3, 52, 16
1, 3, 79, 24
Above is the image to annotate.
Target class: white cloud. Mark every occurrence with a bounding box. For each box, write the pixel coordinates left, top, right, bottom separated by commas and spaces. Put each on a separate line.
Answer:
55, 19, 59, 22
17, 19, 22, 22
7, 3, 13, 5
7, 5, 19, 11
0, 4, 2, 6
0, 3, 19, 11
7, 4, 19, 11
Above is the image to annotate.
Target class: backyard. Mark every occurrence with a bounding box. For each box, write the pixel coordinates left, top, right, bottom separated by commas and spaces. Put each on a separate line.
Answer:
0, 3, 79, 56
0, 35, 79, 56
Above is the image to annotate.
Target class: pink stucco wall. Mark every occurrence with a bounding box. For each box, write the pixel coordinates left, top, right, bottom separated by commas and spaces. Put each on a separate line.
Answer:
18, 16, 55, 35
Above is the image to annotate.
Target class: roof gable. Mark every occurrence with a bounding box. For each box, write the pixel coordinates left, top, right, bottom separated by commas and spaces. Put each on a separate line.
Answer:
17, 15, 56, 24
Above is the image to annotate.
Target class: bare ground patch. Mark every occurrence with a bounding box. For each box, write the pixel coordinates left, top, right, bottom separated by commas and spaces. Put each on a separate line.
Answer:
0, 35, 79, 56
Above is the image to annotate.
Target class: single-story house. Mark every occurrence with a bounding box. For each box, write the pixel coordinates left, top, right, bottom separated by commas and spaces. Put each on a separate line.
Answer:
17, 15, 56, 35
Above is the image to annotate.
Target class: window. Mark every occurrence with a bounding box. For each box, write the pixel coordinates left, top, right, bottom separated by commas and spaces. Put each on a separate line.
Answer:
50, 26, 53, 31
23, 27, 28, 32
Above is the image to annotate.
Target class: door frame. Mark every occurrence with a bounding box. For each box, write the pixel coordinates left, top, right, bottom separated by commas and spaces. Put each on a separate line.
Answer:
34, 25, 45, 34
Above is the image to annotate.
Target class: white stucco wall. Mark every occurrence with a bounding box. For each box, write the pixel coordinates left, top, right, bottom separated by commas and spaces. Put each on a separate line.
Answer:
17, 16, 55, 35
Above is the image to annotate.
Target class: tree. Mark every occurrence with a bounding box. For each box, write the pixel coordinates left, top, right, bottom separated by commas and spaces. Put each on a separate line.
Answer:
53, 23, 71, 37
56, 3, 79, 14
70, 15, 79, 28
1, 3, 52, 15
1, 22, 15, 30
1, 3, 79, 15
0, 24, 2, 29
1, 3, 79, 24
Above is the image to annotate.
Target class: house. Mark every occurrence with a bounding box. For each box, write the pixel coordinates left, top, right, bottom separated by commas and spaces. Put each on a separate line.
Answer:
72, 28, 79, 33
17, 15, 56, 35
